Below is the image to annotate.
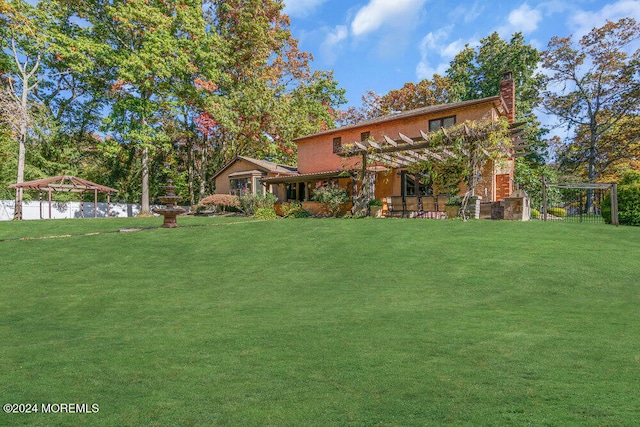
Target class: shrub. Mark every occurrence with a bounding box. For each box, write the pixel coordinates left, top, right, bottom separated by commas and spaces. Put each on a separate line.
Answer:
547, 207, 566, 218
240, 192, 277, 215
368, 199, 383, 207
312, 182, 350, 217
531, 208, 540, 219
281, 201, 311, 218
602, 182, 640, 226
198, 194, 240, 213
254, 207, 278, 220
445, 195, 462, 206
619, 169, 640, 185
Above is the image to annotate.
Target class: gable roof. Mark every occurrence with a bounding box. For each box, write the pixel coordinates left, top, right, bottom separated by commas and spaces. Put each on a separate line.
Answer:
212, 156, 298, 180
9, 175, 118, 193
293, 95, 501, 142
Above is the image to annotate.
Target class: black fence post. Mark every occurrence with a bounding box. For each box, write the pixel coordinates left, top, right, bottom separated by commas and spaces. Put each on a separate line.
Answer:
542, 175, 547, 221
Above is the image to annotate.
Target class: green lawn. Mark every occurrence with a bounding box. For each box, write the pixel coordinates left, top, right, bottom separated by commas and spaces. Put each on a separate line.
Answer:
1, 217, 639, 426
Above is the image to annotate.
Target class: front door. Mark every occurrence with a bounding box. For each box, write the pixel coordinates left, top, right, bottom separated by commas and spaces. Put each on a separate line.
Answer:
496, 174, 511, 201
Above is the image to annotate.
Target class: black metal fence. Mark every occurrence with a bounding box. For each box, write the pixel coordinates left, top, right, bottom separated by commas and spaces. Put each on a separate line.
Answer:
540, 182, 618, 225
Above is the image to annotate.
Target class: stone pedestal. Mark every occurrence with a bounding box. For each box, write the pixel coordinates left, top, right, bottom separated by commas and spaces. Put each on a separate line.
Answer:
463, 196, 482, 219
503, 189, 530, 221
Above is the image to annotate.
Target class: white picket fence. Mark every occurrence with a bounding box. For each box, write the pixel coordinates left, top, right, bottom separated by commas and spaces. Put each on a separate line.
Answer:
0, 200, 162, 221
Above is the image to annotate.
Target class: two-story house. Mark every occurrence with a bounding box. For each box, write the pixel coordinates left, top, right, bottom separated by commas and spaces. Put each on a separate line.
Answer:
214, 73, 517, 216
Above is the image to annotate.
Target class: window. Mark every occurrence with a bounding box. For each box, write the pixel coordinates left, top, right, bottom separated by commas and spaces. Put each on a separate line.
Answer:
401, 171, 432, 197
230, 177, 251, 196
428, 116, 456, 132
286, 183, 306, 201
332, 137, 342, 153
360, 131, 370, 142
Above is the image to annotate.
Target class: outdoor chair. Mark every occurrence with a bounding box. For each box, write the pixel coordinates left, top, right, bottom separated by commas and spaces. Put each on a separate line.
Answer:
385, 196, 404, 217
404, 197, 419, 218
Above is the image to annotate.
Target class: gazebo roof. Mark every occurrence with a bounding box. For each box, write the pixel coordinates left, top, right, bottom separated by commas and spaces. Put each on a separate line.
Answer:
9, 175, 118, 193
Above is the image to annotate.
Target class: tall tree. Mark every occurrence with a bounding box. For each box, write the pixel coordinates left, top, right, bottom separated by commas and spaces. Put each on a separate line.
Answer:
68, 0, 218, 213
1, 0, 59, 219
541, 18, 640, 182
199, 0, 345, 167
447, 32, 545, 159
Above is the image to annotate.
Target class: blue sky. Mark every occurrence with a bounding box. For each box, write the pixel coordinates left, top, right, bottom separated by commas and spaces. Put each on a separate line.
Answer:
283, 0, 640, 109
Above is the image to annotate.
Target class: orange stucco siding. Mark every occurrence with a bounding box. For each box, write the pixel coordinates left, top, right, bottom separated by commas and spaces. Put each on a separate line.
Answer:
296, 101, 498, 175
215, 158, 291, 200
214, 159, 260, 194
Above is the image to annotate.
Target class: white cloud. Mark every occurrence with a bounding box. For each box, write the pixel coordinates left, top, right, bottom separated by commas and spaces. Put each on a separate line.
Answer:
415, 60, 449, 81
449, 1, 485, 24
320, 25, 348, 64
283, 0, 328, 18
351, 0, 428, 37
508, 4, 542, 33
415, 28, 478, 80
569, 0, 640, 37
494, 3, 544, 37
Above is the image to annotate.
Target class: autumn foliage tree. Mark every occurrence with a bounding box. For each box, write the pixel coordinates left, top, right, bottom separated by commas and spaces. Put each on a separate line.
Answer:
199, 0, 345, 166
542, 18, 640, 183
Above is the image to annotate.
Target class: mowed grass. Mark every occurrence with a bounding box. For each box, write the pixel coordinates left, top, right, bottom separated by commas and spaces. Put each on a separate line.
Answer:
1, 217, 639, 426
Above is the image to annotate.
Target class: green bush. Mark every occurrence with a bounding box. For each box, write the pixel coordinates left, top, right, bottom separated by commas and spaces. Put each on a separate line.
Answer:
254, 207, 278, 220
619, 170, 640, 185
445, 195, 462, 206
531, 208, 540, 219
368, 199, 383, 207
547, 207, 566, 218
240, 192, 277, 215
282, 201, 311, 218
312, 182, 350, 217
602, 182, 640, 226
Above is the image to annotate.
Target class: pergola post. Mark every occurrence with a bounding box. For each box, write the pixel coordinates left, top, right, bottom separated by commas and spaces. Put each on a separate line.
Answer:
39, 191, 43, 220
107, 193, 111, 218
94, 189, 98, 218
48, 188, 52, 219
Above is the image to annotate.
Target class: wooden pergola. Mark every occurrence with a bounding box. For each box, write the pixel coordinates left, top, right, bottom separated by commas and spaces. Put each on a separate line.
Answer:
337, 122, 528, 168
9, 176, 118, 219
333, 120, 528, 216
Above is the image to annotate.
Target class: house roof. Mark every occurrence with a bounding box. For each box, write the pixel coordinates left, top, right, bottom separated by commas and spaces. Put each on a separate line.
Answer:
262, 170, 348, 184
212, 156, 298, 180
293, 95, 501, 142
9, 175, 118, 193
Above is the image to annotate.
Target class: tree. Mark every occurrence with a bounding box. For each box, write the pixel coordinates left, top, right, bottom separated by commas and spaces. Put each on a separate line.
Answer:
447, 32, 545, 159
541, 18, 640, 183
337, 75, 453, 126
68, 0, 218, 213
0, 0, 69, 219
199, 0, 345, 167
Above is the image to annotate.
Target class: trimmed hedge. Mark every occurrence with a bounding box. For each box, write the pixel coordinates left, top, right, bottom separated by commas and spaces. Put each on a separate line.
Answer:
547, 207, 566, 218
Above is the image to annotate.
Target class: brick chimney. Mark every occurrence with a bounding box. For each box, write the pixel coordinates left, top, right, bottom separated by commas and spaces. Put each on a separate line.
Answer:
500, 71, 515, 124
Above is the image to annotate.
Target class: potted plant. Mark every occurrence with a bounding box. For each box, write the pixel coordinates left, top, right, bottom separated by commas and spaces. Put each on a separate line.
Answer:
368, 199, 383, 218
444, 195, 462, 219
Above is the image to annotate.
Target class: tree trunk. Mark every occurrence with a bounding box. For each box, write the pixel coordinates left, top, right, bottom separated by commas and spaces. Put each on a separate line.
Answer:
13, 135, 25, 220
198, 135, 208, 200
141, 145, 150, 214
13, 75, 30, 220
586, 133, 598, 213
